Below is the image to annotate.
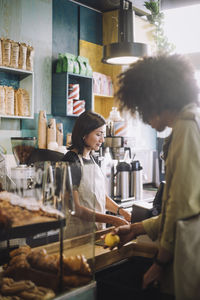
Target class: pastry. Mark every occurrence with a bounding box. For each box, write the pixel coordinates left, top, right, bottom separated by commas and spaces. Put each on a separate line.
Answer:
9, 246, 31, 258
62, 254, 92, 276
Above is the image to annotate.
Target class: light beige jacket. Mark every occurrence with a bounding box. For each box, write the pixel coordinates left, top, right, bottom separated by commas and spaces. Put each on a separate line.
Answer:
142, 103, 200, 293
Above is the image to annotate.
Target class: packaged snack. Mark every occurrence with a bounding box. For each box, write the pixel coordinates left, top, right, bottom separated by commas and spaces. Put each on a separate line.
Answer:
56, 53, 63, 73
73, 100, 85, 116
62, 53, 75, 73
15, 88, 30, 116
2, 38, 11, 66
10, 41, 19, 69
68, 84, 80, 100
5, 86, 14, 115
26, 45, 34, 71
77, 56, 92, 76
0, 85, 5, 115
73, 57, 80, 74
19, 42, 27, 70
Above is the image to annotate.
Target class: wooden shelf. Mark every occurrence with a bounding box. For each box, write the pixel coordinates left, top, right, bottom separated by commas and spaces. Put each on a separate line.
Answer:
94, 93, 113, 98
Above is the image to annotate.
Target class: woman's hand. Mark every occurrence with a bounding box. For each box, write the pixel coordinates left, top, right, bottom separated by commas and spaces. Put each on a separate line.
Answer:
111, 217, 129, 227
119, 209, 131, 222
142, 263, 163, 289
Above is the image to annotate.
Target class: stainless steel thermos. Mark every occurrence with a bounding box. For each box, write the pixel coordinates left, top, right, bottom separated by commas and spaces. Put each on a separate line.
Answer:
115, 161, 131, 200
130, 160, 143, 200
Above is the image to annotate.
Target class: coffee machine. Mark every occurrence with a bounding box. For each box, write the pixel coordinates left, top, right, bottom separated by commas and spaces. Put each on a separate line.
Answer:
10, 137, 37, 197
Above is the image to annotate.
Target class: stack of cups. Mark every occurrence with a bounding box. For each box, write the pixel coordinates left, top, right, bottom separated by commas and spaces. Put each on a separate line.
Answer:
47, 118, 58, 151
38, 110, 47, 149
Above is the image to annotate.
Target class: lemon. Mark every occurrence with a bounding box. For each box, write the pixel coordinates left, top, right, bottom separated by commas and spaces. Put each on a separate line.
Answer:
104, 232, 120, 247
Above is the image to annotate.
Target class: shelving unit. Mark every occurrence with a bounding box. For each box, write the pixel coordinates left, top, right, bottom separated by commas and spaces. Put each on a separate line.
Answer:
0, 66, 34, 119
94, 94, 115, 119
94, 93, 113, 99
52, 72, 93, 117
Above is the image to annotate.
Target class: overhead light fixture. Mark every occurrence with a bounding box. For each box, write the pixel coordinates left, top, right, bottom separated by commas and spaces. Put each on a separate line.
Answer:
102, 0, 149, 65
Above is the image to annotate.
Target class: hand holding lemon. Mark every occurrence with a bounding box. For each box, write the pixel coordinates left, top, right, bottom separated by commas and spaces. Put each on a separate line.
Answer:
104, 232, 120, 248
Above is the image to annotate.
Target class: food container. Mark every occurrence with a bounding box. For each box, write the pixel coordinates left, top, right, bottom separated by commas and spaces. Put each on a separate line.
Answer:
73, 100, 85, 116
11, 137, 37, 166
68, 84, 80, 100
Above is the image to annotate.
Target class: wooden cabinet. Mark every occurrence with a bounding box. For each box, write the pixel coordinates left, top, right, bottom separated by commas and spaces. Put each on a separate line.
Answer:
0, 66, 34, 119
52, 72, 93, 117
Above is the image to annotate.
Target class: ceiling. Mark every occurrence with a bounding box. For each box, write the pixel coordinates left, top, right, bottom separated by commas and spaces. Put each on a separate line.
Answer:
71, 0, 200, 14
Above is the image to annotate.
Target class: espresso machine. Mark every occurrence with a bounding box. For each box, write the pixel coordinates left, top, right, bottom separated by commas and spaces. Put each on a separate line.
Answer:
10, 137, 37, 197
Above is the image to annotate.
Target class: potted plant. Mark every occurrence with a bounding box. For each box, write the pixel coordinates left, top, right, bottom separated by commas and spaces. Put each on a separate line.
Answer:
144, 0, 175, 54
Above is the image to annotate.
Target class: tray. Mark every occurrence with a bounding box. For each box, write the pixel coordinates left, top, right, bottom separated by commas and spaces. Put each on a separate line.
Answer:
0, 218, 66, 241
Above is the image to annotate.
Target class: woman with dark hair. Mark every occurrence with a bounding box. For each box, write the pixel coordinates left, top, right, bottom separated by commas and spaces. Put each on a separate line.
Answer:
107, 54, 200, 298
62, 111, 131, 237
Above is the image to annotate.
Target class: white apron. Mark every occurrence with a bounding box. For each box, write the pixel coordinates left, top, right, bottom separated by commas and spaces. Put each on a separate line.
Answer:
64, 155, 106, 238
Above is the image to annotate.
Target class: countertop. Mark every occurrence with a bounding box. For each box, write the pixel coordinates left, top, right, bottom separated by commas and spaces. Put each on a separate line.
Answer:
37, 227, 158, 272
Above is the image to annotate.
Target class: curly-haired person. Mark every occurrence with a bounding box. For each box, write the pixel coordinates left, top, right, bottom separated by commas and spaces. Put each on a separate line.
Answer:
111, 54, 200, 299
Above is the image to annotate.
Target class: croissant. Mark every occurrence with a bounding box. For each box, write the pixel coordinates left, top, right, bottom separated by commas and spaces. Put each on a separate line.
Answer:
62, 254, 92, 276
9, 246, 31, 258
27, 249, 58, 274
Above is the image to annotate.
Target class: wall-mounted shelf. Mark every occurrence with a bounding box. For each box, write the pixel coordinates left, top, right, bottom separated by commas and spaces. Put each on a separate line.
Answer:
0, 66, 33, 79
52, 72, 93, 117
94, 93, 113, 98
0, 66, 34, 119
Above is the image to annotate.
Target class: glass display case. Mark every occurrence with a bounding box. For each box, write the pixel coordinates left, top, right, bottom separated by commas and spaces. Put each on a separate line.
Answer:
0, 160, 96, 299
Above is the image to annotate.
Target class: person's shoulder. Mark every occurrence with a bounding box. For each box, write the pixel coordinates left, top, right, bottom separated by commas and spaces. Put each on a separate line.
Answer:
62, 150, 79, 163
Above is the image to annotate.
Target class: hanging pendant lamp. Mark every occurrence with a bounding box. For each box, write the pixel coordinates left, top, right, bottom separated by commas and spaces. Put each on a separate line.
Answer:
102, 0, 149, 65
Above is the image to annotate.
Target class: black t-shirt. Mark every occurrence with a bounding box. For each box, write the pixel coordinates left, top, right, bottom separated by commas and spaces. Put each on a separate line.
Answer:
62, 151, 95, 188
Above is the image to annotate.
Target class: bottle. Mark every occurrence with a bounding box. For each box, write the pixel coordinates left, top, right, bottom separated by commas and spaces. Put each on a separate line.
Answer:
109, 107, 122, 122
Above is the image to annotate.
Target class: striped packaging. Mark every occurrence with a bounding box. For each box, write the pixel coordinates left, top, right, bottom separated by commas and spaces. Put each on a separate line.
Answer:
73, 100, 85, 116
68, 84, 80, 100
113, 121, 127, 136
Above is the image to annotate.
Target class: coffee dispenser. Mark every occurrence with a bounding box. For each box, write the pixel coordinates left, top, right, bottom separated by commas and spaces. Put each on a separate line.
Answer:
130, 160, 143, 200
115, 161, 131, 200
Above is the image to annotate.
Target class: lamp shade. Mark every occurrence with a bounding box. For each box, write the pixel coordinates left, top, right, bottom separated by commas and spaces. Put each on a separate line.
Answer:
102, 41, 149, 65
102, 0, 149, 65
